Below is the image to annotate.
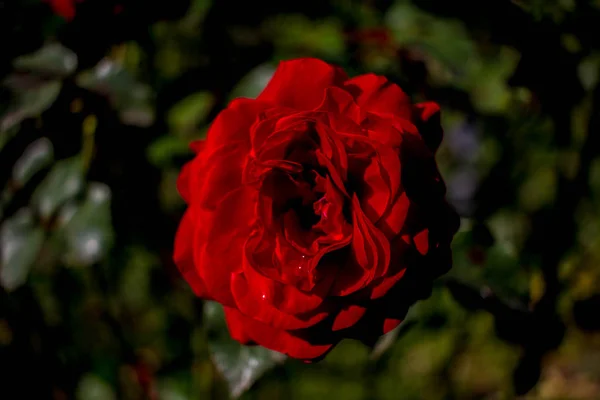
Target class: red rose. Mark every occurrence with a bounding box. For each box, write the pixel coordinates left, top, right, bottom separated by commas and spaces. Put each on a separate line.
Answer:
47, 0, 77, 20
174, 58, 459, 360
46, 0, 124, 20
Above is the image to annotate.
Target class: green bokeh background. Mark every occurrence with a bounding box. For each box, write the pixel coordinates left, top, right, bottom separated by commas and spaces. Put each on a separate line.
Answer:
2, 0, 600, 399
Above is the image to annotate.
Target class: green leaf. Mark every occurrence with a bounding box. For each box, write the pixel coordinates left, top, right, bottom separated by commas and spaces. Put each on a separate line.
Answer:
264, 15, 346, 58
31, 156, 85, 220
0, 208, 45, 291
61, 182, 114, 267
204, 301, 286, 398
11, 137, 54, 187
167, 92, 214, 136
1, 79, 62, 131
0, 125, 19, 151
228, 64, 275, 100
76, 59, 154, 127
75, 374, 116, 400
13, 43, 78, 77
147, 135, 192, 167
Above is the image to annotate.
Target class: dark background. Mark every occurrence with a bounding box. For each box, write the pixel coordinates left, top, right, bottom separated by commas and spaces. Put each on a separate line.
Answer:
1, 0, 600, 399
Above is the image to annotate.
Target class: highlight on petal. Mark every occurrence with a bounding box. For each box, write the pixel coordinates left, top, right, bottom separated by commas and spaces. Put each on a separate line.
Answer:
230, 271, 329, 330
258, 58, 348, 110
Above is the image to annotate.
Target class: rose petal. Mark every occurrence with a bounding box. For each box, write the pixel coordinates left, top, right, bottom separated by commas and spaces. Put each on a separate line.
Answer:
231, 271, 329, 330
173, 207, 209, 297
224, 306, 254, 344
412, 102, 443, 153
224, 307, 333, 360
377, 191, 411, 238
196, 99, 264, 208
316, 87, 364, 124
258, 58, 348, 110
383, 318, 402, 334
344, 73, 411, 119
330, 196, 391, 296
194, 187, 255, 306
332, 305, 367, 331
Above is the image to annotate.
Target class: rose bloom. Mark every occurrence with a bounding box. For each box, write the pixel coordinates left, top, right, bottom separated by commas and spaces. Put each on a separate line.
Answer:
174, 58, 459, 360
45, 0, 125, 20
47, 0, 77, 20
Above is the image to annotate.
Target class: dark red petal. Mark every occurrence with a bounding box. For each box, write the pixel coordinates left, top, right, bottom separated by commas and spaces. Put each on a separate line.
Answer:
330, 196, 391, 296
377, 191, 410, 238
315, 87, 365, 124
344, 74, 411, 119
173, 208, 209, 297
412, 102, 443, 153
413, 229, 429, 256
224, 306, 254, 344
332, 305, 367, 331
258, 58, 348, 110
224, 307, 333, 360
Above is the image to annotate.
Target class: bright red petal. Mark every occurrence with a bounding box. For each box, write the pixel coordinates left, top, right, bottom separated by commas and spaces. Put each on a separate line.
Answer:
224, 307, 333, 360
258, 58, 348, 110
173, 207, 209, 297
344, 74, 412, 119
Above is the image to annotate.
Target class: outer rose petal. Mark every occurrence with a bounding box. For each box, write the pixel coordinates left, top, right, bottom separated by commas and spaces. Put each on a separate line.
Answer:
194, 187, 255, 306
173, 208, 209, 297
332, 305, 367, 331
198, 99, 265, 208
258, 58, 348, 110
224, 307, 333, 360
344, 73, 412, 119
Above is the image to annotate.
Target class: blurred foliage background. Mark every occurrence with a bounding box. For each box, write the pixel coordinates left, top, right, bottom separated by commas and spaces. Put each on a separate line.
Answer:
2, 0, 600, 399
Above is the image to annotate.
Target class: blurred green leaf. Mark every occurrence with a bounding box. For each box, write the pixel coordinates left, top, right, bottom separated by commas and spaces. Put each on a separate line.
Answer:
31, 156, 85, 220
76, 59, 154, 127
147, 136, 192, 167
578, 53, 600, 92
204, 301, 286, 398
76, 374, 116, 400
228, 64, 275, 100
168, 92, 214, 136
11, 137, 54, 187
1, 79, 62, 131
61, 182, 114, 267
370, 304, 421, 361
13, 43, 78, 77
264, 15, 345, 59
0, 208, 44, 291
0, 125, 19, 151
